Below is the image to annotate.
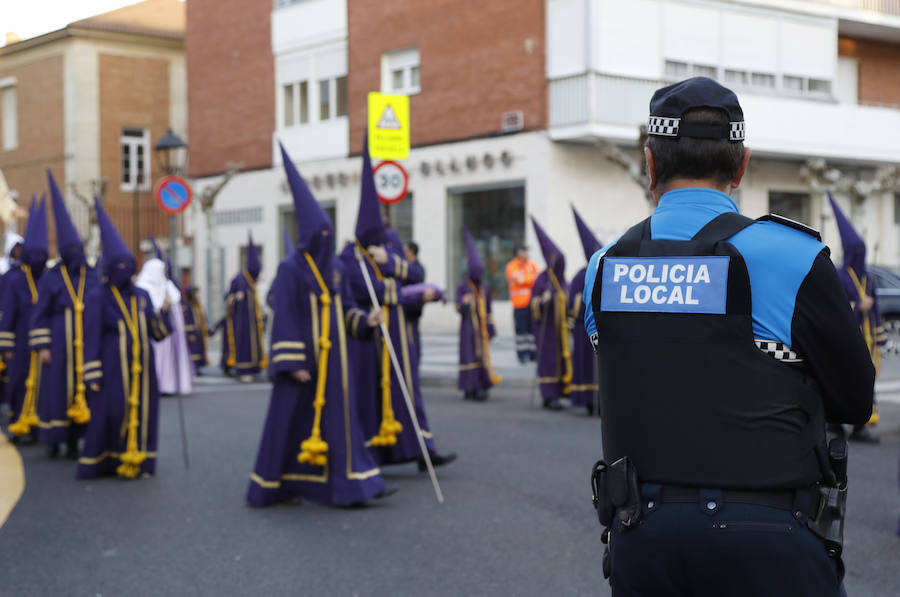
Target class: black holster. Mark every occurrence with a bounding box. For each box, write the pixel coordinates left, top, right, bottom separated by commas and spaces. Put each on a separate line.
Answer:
807, 438, 848, 559
591, 457, 641, 580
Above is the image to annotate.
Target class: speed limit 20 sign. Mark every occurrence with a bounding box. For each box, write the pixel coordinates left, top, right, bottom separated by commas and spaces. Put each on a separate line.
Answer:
373, 161, 409, 204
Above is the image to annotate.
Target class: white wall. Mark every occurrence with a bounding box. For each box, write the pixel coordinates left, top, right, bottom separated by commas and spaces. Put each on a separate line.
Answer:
271, 0, 347, 54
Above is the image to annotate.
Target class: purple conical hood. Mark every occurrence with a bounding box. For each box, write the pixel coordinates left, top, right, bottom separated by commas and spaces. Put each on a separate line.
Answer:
94, 196, 134, 274
150, 236, 164, 261
464, 228, 484, 283
25, 195, 48, 254
47, 169, 82, 253
531, 216, 565, 281
828, 192, 866, 275
572, 205, 602, 262
354, 135, 386, 247
246, 231, 261, 279
279, 142, 333, 257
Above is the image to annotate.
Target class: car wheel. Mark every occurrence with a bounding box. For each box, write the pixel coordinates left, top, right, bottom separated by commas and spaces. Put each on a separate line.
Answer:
883, 316, 900, 357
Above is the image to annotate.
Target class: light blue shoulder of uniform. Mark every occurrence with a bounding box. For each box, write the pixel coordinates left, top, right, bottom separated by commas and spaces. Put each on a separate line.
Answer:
582, 240, 618, 338
728, 220, 826, 344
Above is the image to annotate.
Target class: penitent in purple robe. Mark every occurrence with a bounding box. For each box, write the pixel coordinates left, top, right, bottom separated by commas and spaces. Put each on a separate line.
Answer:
30, 263, 99, 443
341, 243, 435, 464
182, 293, 209, 371
531, 271, 572, 400
1, 196, 48, 433
247, 258, 384, 506
77, 198, 171, 480
567, 205, 603, 412
224, 272, 266, 376
457, 281, 498, 392
248, 143, 384, 506
567, 268, 597, 410
457, 229, 499, 394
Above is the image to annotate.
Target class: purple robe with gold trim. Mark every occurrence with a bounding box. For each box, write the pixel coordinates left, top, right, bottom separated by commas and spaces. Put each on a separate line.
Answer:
531, 271, 572, 400
182, 300, 209, 370
457, 280, 498, 392
29, 263, 99, 443
247, 257, 384, 506
567, 267, 597, 409
340, 243, 436, 465
77, 285, 170, 479
224, 272, 266, 376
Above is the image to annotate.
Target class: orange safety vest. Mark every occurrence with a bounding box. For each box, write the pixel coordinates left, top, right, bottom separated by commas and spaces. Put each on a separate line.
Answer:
506, 258, 539, 309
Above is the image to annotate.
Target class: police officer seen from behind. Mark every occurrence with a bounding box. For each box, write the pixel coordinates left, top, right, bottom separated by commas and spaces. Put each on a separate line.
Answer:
584, 77, 873, 597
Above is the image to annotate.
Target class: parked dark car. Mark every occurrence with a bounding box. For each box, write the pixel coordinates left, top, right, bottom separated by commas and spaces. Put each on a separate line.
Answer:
870, 266, 900, 354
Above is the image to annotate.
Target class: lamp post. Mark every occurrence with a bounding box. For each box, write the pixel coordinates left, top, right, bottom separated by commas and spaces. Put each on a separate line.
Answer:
154, 128, 187, 279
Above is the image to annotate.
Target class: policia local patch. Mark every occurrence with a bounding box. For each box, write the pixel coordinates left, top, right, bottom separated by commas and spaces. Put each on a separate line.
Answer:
600, 257, 729, 314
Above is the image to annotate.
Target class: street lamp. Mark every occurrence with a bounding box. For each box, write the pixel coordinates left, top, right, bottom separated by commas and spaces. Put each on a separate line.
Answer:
154, 128, 187, 281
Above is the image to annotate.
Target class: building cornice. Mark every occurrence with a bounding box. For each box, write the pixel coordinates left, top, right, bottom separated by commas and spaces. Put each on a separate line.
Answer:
0, 25, 183, 58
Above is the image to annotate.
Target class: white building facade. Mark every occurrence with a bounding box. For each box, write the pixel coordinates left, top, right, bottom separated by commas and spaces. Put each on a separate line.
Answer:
189, 0, 900, 331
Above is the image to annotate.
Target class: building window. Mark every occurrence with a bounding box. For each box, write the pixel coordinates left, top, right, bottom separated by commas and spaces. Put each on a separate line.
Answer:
1, 83, 16, 151
783, 75, 804, 94
693, 64, 717, 80
769, 191, 811, 226
283, 84, 295, 127
382, 47, 421, 95
448, 184, 525, 300
725, 69, 748, 86
751, 72, 776, 90
120, 127, 150, 191
215, 206, 264, 226
299, 81, 309, 123
664, 60, 689, 79
335, 76, 348, 117
382, 194, 414, 244
319, 79, 331, 120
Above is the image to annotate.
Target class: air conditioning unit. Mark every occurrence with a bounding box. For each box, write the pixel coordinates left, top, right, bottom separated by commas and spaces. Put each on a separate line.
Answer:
501, 110, 524, 133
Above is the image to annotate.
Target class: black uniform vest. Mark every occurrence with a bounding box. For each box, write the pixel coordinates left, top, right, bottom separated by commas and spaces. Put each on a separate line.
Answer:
591, 213, 826, 490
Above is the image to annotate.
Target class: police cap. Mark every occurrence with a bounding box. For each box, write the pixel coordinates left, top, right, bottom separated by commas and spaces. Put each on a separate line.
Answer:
647, 77, 745, 142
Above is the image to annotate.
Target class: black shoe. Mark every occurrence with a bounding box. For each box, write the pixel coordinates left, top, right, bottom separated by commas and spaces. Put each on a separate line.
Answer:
418, 452, 457, 472
586, 404, 595, 416
849, 426, 879, 444
543, 399, 563, 411
375, 487, 398, 500
463, 390, 474, 401
474, 389, 489, 402
47, 443, 61, 459
66, 439, 80, 460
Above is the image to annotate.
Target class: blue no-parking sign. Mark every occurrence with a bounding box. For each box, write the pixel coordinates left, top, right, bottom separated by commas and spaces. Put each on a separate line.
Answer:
154, 175, 193, 215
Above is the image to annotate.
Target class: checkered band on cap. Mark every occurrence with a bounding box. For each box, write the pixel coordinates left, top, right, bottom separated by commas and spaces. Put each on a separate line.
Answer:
648, 116, 680, 137
730, 121, 746, 141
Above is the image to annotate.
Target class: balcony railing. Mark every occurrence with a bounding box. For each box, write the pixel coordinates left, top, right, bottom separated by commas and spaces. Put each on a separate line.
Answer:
802, 0, 900, 17
549, 72, 900, 164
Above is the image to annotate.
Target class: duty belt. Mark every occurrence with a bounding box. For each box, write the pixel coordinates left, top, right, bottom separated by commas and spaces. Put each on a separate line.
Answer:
650, 484, 812, 512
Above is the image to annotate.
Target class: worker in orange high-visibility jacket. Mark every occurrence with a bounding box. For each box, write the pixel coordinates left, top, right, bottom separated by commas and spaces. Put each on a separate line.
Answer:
505, 244, 539, 363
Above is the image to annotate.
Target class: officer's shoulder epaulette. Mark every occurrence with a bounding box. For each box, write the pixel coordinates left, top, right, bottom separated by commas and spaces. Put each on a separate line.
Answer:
755, 214, 822, 241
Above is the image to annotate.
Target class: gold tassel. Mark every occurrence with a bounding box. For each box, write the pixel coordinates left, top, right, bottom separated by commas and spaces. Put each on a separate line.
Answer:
357, 243, 402, 447
471, 281, 502, 386
111, 288, 145, 479
297, 253, 332, 466
9, 266, 41, 436
62, 266, 90, 424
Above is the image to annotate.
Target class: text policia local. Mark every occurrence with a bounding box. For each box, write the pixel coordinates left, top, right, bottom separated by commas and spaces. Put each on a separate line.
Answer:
612, 262, 711, 305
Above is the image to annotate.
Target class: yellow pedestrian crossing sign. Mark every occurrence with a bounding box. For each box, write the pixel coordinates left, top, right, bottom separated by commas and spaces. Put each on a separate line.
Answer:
368, 92, 410, 160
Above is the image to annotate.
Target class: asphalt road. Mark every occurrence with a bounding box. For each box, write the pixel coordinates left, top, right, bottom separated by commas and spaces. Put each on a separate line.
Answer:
2, 377, 900, 596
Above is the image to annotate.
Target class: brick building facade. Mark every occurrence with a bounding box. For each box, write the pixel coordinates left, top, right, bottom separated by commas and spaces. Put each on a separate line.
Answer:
347, 0, 546, 154
186, 0, 274, 178
839, 36, 900, 106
